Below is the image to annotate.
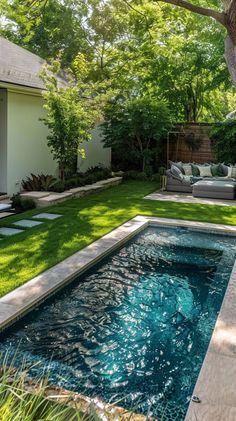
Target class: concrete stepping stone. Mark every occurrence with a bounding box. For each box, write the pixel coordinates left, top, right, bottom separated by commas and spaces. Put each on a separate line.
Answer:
13, 219, 43, 228
0, 204, 11, 212
20, 191, 50, 199
32, 213, 62, 220
0, 212, 15, 219
0, 227, 24, 236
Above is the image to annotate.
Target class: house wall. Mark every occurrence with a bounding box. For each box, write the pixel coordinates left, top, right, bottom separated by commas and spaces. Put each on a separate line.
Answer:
5, 90, 111, 195
6, 91, 58, 195
0, 89, 7, 193
77, 124, 111, 172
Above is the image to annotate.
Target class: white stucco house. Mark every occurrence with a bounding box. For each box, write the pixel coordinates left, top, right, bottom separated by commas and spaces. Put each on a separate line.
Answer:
0, 37, 111, 195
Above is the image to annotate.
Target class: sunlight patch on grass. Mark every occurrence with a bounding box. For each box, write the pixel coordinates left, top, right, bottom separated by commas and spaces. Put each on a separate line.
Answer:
0, 180, 236, 297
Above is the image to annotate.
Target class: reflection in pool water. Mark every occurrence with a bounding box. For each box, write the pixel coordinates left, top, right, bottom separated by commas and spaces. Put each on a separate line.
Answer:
1, 226, 236, 420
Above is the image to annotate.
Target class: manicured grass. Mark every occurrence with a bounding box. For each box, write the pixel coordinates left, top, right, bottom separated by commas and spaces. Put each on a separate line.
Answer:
0, 180, 236, 297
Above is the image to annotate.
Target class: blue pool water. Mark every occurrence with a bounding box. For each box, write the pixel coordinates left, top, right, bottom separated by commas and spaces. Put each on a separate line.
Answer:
1, 226, 236, 420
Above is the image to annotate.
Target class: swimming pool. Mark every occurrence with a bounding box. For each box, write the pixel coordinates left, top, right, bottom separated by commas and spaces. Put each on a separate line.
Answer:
1, 225, 236, 420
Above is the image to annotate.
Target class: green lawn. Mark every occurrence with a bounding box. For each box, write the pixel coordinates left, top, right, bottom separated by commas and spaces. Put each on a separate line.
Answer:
0, 180, 236, 297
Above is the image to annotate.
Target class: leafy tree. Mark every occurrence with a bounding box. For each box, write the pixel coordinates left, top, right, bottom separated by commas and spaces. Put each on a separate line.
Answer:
150, 0, 236, 86
102, 96, 172, 171
40, 62, 98, 180
2, 0, 236, 120
210, 120, 236, 163
0, 0, 87, 67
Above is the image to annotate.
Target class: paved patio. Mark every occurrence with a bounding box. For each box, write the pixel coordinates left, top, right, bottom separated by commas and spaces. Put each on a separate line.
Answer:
144, 190, 236, 207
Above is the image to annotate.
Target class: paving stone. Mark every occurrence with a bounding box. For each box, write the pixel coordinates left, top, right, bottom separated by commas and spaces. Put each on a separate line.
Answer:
0, 227, 24, 236
0, 212, 15, 219
20, 191, 50, 199
0, 204, 11, 212
13, 219, 43, 228
32, 213, 62, 220
145, 191, 236, 207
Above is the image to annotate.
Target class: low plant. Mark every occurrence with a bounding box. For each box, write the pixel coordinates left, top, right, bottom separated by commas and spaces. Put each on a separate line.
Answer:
0, 353, 144, 421
50, 180, 65, 193
123, 171, 148, 181
86, 165, 111, 179
11, 194, 36, 211
151, 173, 160, 182
22, 174, 57, 192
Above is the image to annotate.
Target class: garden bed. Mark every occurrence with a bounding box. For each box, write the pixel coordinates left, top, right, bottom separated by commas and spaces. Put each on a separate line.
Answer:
20, 177, 123, 207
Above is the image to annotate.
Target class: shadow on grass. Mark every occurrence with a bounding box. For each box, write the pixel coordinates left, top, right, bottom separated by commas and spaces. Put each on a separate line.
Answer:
0, 180, 236, 296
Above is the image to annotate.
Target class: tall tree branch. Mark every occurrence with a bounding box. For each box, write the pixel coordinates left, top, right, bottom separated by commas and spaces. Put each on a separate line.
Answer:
154, 0, 226, 26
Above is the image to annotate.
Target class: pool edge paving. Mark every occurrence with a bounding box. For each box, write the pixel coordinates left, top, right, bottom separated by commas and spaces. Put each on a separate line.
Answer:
1, 215, 236, 421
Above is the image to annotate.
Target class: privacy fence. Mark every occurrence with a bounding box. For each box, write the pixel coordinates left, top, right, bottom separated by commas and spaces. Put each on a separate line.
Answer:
168, 123, 214, 164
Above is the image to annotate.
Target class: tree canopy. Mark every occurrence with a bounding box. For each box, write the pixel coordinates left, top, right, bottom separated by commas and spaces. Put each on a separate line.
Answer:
1, 0, 236, 122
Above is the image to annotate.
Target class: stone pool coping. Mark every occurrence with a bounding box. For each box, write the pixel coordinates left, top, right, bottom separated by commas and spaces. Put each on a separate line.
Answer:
1, 215, 236, 420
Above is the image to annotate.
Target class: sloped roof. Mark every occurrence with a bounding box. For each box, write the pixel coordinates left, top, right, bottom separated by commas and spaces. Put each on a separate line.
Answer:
0, 36, 67, 90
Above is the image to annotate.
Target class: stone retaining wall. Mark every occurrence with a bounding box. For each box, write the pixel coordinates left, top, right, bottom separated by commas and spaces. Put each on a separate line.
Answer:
20, 177, 122, 208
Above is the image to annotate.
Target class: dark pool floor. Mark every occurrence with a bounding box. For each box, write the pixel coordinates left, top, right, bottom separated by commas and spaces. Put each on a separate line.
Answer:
1, 226, 236, 420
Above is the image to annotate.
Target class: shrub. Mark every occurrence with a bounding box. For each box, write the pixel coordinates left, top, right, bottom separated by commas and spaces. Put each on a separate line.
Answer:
123, 171, 148, 181
158, 166, 167, 176
50, 181, 65, 192
102, 96, 172, 172
11, 194, 35, 211
82, 173, 100, 185
151, 173, 160, 182
210, 120, 236, 163
64, 176, 80, 189
22, 174, 56, 192
86, 165, 111, 179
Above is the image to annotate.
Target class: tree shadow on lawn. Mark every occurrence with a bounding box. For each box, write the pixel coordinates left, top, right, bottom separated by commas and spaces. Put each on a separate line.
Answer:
0, 181, 236, 296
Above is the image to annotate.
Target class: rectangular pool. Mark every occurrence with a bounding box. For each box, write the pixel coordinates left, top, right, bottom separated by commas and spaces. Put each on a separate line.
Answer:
1, 225, 236, 420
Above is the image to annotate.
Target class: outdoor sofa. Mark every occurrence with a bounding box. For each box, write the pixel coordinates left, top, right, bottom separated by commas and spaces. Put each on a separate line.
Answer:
166, 161, 236, 200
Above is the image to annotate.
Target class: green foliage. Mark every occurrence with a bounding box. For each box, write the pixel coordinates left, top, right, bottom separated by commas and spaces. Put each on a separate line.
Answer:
0, 0, 86, 67
102, 96, 172, 171
22, 174, 56, 191
50, 180, 65, 193
123, 171, 148, 181
2, 0, 235, 122
0, 356, 90, 420
210, 120, 236, 163
11, 194, 35, 211
40, 61, 98, 180
63, 166, 111, 189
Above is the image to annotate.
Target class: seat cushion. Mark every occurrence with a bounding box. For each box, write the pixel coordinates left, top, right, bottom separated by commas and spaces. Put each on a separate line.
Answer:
193, 180, 236, 199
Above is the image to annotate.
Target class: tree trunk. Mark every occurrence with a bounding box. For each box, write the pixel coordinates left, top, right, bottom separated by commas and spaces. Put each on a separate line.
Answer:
156, 0, 236, 86
224, 35, 236, 85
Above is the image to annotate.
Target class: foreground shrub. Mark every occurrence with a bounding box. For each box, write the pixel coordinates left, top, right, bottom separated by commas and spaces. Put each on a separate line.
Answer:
11, 194, 36, 211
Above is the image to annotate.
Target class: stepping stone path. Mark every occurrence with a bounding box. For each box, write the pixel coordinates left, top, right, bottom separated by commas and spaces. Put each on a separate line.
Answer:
13, 219, 43, 228
0, 204, 11, 212
0, 213, 62, 237
32, 213, 62, 220
0, 227, 24, 236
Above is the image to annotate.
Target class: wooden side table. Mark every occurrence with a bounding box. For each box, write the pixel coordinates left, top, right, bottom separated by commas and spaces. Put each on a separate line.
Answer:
160, 175, 167, 191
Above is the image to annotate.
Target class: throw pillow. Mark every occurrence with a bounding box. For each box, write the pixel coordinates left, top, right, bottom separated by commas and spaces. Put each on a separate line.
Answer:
191, 163, 200, 176
220, 163, 230, 177
182, 164, 192, 176
169, 160, 184, 174
211, 163, 222, 177
198, 165, 212, 177
170, 164, 184, 181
